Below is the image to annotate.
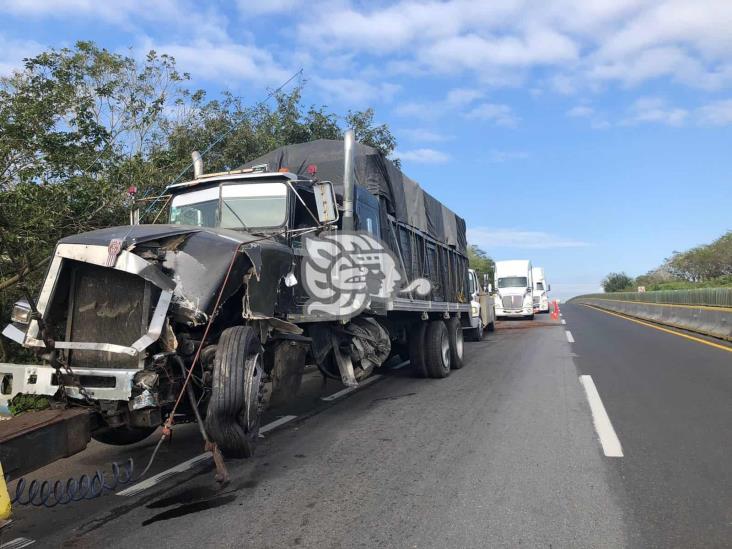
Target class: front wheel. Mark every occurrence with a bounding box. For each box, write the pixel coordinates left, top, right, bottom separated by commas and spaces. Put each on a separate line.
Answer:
205, 325, 264, 458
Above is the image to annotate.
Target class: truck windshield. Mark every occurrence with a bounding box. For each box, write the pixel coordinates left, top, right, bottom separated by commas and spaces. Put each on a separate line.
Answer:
498, 276, 528, 288
170, 182, 288, 229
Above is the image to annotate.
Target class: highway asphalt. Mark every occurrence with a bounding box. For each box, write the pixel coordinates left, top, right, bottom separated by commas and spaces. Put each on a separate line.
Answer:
2, 305, 731, 548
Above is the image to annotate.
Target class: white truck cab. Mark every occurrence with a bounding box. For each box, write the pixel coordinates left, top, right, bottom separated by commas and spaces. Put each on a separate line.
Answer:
494, 259, 534, 319
532, 267, 550, 313
465, 268, 496, 340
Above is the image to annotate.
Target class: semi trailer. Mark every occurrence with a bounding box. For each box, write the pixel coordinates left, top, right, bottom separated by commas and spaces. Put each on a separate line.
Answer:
531, 267, 550, 313
493, 259, 534, 319
1, 132, 472, 459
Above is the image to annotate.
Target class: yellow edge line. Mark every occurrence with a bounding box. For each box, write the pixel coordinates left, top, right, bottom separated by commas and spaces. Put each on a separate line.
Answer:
585, 297, 732, 312
582, 304, 732, 354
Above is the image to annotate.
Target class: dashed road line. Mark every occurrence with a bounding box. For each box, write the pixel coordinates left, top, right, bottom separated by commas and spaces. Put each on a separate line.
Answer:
321, 375, 382, 402
0, 538, 35, 549
561, 319, 566, 325
117, 415, 297, 497
565, 330, 575, 343
579, 375, 623, 458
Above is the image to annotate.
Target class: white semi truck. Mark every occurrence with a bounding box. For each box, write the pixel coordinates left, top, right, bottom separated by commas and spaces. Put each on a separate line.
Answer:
531, 267, 550, 313
494, 259, 534, 319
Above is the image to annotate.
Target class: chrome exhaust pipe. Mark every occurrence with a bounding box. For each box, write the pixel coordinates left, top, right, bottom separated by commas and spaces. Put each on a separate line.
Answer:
342, 130, 355, 231
191, 151, 203, 179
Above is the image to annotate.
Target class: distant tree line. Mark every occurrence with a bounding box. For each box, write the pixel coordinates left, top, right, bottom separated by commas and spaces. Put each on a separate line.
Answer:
467, 245, 495, 289
601, 231, 732, 293
0, 41, 398, 360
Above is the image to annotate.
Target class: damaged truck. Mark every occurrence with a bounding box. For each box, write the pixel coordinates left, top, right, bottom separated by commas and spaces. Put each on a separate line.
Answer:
1, 131, 472, 458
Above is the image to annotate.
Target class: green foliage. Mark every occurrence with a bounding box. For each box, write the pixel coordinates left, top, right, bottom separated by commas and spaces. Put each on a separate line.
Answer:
0, 41, 399, 363
601, 272, 634, 293
9, 393, 51, 415
467, 245, 495, 285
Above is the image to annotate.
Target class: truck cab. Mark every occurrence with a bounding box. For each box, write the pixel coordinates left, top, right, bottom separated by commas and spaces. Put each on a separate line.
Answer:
531, 267, 550, 313
465, 268, 495, 340
493, 259, 534, 319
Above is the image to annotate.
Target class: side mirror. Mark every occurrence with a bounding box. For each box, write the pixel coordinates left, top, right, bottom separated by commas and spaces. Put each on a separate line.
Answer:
313, 181, 338, 224
548, 284, 551, 292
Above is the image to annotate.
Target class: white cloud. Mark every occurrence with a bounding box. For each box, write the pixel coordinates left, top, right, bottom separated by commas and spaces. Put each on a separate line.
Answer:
623, 96, 688, 126
394, 86, 485, 119
395, 148, 450, 164
0, 36, 43, 76
465, 103, 518, 127
400, 128, 453, 142
566, 105, 594, 118
138, 37, 292, 86
1, 0, 188, 26
697, 98, 732, 126
487, 149, 529, 163
467, 227, 590, 249
237, 0, 302, 16
312, 77, 400, 106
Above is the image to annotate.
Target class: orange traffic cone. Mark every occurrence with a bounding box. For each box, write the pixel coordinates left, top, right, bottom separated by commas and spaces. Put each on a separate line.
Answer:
550, 300, 559, 320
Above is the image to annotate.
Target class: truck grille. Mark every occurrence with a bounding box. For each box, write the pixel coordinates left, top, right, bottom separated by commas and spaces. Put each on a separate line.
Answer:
502, 295, 523, 309
68, 263, 150, 369
532, 296, 540, 305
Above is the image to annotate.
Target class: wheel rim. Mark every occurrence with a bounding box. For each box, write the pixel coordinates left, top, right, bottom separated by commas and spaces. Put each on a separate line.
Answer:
441, 331, 450, 370
455, 324, 464, 358
242, 352, 263, 433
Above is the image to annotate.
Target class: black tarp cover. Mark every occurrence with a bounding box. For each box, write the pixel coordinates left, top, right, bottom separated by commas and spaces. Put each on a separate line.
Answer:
242, 139, 467, 254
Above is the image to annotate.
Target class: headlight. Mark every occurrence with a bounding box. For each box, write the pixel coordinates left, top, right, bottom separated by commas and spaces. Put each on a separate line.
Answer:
471, 303, 480, 317
11, 300, 32, 324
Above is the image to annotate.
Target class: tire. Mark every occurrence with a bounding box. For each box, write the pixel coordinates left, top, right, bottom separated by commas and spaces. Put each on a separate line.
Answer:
527, 313, 535, 320
205, 325, 264, 458
408, 322, 428, 378
466, 319, 483, 341
446, 317, 464, 369
92, 426, 156, 446
424, 320, 451, 378
487, 321, 496, 332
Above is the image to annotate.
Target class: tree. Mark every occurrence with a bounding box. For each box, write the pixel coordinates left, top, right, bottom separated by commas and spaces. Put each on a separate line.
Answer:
0, 41, 400, 361
467, 245, 495, 287
602, 272, 634, 293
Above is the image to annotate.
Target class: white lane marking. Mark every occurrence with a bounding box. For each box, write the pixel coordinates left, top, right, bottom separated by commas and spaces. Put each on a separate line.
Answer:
1, 538, 35, 549
118, 415, 297, 496
260, 414, 297, 435
579, 375, 624, 458
117, 453, 212, 496
321, 375, 382, 402
565, 330, 575, 343
561, 319, 566, 325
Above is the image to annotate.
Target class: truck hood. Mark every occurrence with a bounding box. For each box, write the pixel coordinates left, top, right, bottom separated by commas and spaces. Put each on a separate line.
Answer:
60, 224, 293, 323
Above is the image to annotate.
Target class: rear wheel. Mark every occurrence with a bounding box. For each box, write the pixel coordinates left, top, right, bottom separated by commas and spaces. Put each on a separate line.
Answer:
487, 320, 496, 332
205, 325, 264, 458
446, 317, 464, 369
92, 426, 156, 446
424, 320, 451, 378
408, 322, 428, 378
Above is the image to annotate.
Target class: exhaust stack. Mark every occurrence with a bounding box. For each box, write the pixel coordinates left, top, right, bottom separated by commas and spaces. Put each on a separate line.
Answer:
342, 130, 355, 231
191, 151, 203, 179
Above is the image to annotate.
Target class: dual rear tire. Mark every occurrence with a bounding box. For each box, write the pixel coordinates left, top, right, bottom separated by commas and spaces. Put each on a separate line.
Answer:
410, 317, 464, 379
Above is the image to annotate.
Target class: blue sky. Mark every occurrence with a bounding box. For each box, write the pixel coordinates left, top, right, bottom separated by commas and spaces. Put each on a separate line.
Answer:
1, 0, 731, 299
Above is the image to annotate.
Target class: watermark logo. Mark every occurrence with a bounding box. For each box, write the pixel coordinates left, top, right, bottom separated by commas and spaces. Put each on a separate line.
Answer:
301, 231, 431, 319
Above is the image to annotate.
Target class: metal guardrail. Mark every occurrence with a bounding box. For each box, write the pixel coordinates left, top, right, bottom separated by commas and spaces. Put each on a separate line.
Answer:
572, 288, 732, 308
